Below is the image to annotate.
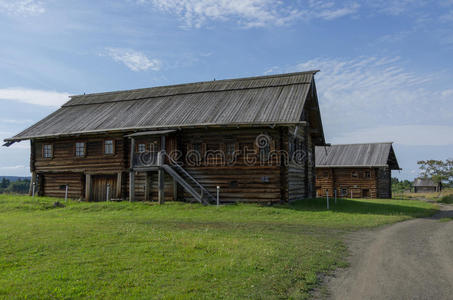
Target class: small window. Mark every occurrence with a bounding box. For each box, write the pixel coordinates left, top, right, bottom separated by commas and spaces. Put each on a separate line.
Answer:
104, 140, 114, 155
137, 144, 146, 153
364, 171, 371, 178
193, 143, 202, 154
75, 142, 85, 157
323, 171, 329, 178
43, 144, 53, 158
226, 143, 235, 156
351, 171, 359, 178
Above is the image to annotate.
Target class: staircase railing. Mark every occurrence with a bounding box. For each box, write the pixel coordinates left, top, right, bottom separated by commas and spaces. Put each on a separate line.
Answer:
160, 151, 216, 204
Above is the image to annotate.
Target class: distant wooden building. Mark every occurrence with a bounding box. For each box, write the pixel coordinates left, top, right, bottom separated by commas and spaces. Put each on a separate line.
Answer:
315, 143, 400, 198
413, 178, 441, 193
4, 71, 326, 204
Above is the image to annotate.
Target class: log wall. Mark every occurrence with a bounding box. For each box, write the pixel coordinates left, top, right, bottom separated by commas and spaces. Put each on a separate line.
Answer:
315, 167, 380, 198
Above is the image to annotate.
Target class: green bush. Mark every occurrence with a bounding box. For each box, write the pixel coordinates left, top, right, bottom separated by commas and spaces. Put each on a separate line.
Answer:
440, 194, 453, 204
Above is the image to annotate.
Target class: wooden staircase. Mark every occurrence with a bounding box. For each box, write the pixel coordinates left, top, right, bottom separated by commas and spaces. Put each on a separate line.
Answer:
161, 153, 216, 205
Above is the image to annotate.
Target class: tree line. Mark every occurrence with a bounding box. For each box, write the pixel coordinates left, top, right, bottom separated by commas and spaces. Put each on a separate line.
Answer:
0, 178, 30, 194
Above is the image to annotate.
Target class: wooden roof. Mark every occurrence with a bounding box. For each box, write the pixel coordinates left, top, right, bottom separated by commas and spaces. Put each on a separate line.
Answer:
5, 71, 324, 142
414, 178, 439, 187
315, 143, 400, 169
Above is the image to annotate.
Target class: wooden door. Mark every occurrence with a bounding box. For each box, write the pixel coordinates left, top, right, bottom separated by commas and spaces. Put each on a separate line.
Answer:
91, 175, 117, 201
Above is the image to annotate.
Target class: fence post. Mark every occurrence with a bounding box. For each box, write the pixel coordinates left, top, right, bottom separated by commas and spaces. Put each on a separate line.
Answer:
216, 186, 220, 206
32, 182, 36, 198
326, 190, 329, 210
106, 184, 110, 202
65, 185, 68, 202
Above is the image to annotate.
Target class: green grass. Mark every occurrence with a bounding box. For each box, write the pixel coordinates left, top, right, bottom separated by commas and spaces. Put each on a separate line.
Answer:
0, 195, 437, 299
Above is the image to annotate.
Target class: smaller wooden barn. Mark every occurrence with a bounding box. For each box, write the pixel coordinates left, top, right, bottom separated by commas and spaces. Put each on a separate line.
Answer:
315, 143, 400, 198
413, 178, 442, 193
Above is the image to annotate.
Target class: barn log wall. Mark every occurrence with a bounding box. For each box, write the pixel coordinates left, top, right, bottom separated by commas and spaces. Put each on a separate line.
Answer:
42, 172, 84, 199
181, 128, 283, 203
30, 126, 319, 203
376, 167, 391, 198
315, 167, 380, 198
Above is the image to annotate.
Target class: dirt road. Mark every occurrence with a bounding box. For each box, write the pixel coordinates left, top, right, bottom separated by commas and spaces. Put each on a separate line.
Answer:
327, 204, 453, 300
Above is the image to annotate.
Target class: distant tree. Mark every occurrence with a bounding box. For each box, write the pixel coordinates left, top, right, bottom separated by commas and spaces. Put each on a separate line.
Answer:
5, 180, 30, 194
1, 178, 10, 189
392, 177, 413, 193
417, 159, 453, 185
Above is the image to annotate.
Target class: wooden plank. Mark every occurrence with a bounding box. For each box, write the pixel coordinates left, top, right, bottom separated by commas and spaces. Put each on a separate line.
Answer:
85, 174, 91, 201
158, 168, 165, 204
116, 172, 122, 198
129, 172, 135, 202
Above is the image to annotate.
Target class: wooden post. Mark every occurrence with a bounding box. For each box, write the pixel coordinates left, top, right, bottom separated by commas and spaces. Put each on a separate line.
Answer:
129, 137, 136, 202
116, 172, 122, 198
326, 190, 329, 209
29, 172, 36, 196
85, 174, 91, 201
129, 172, 135, 202
158, 168, 165, 204
172, 177, 178, 201
145, 172, 150, 202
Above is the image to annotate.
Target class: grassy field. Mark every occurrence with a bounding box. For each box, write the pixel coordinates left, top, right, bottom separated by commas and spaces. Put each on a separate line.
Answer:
393, 188, 453, 204
0, 195, 437, 299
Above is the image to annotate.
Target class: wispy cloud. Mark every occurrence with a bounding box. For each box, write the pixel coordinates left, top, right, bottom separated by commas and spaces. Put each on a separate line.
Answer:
284, 56, 453, 145
138, 0, 359, 28
0, 0, 45, 16
0, 165, 26, 170
332, 125, 453, 146
0, 88, 70, 107
105, 48, 161, 72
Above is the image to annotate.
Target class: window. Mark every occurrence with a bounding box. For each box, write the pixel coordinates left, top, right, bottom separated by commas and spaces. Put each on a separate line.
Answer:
193, 143, 202, 154
226, 143, 235, 157
104, 140, 114, 155
43, 144, 53, 158
351, 171, 358, 178
137, 144, 146, 153
75, 142, 85, 157
364, 171, 371, 178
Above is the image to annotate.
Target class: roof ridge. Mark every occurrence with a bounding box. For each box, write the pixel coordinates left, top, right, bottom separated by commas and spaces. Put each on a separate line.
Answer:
69, 70, 319, 99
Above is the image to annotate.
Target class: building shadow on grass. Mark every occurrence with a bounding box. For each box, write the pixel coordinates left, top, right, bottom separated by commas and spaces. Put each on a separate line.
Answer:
275, 198, 438, 217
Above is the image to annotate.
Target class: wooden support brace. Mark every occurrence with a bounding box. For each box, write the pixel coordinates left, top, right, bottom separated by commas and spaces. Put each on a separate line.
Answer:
116, 172, 122, 198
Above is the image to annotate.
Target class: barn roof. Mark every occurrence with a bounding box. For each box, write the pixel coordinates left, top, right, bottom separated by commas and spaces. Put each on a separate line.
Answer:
5, 71, 324, 143
413, 178, 438, 187
315, 142, 400, 169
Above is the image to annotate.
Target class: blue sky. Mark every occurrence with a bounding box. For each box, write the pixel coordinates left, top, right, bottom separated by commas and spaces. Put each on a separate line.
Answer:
1, 0, 453, 180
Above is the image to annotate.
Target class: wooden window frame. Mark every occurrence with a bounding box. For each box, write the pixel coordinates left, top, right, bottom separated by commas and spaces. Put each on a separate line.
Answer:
74, 142, 86, 158
137, 143, 146, 153
104, 140, 115, 155
364, 171, 371, 178
42, 144, 53, 159
351, 171, 359, 178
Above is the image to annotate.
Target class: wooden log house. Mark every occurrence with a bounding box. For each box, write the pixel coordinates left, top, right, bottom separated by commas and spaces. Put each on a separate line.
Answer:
413, 178, 442, 193
4, 71, 326, 204
315, 143, 400, 198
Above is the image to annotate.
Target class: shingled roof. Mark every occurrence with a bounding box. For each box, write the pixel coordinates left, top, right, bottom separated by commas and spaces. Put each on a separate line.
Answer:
5, 71, 323, 143
315, 143, 400, 169
414, 178, 439, 187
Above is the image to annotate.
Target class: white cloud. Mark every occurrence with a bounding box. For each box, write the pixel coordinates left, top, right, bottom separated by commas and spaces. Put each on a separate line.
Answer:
105, 48, 161, 72
0, 88, 70, 107
0, 0, 45, 16
0, 165, 26, 170
286, 56, 453, 144
139, 0, 359, 28
332, 125, 453, 146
